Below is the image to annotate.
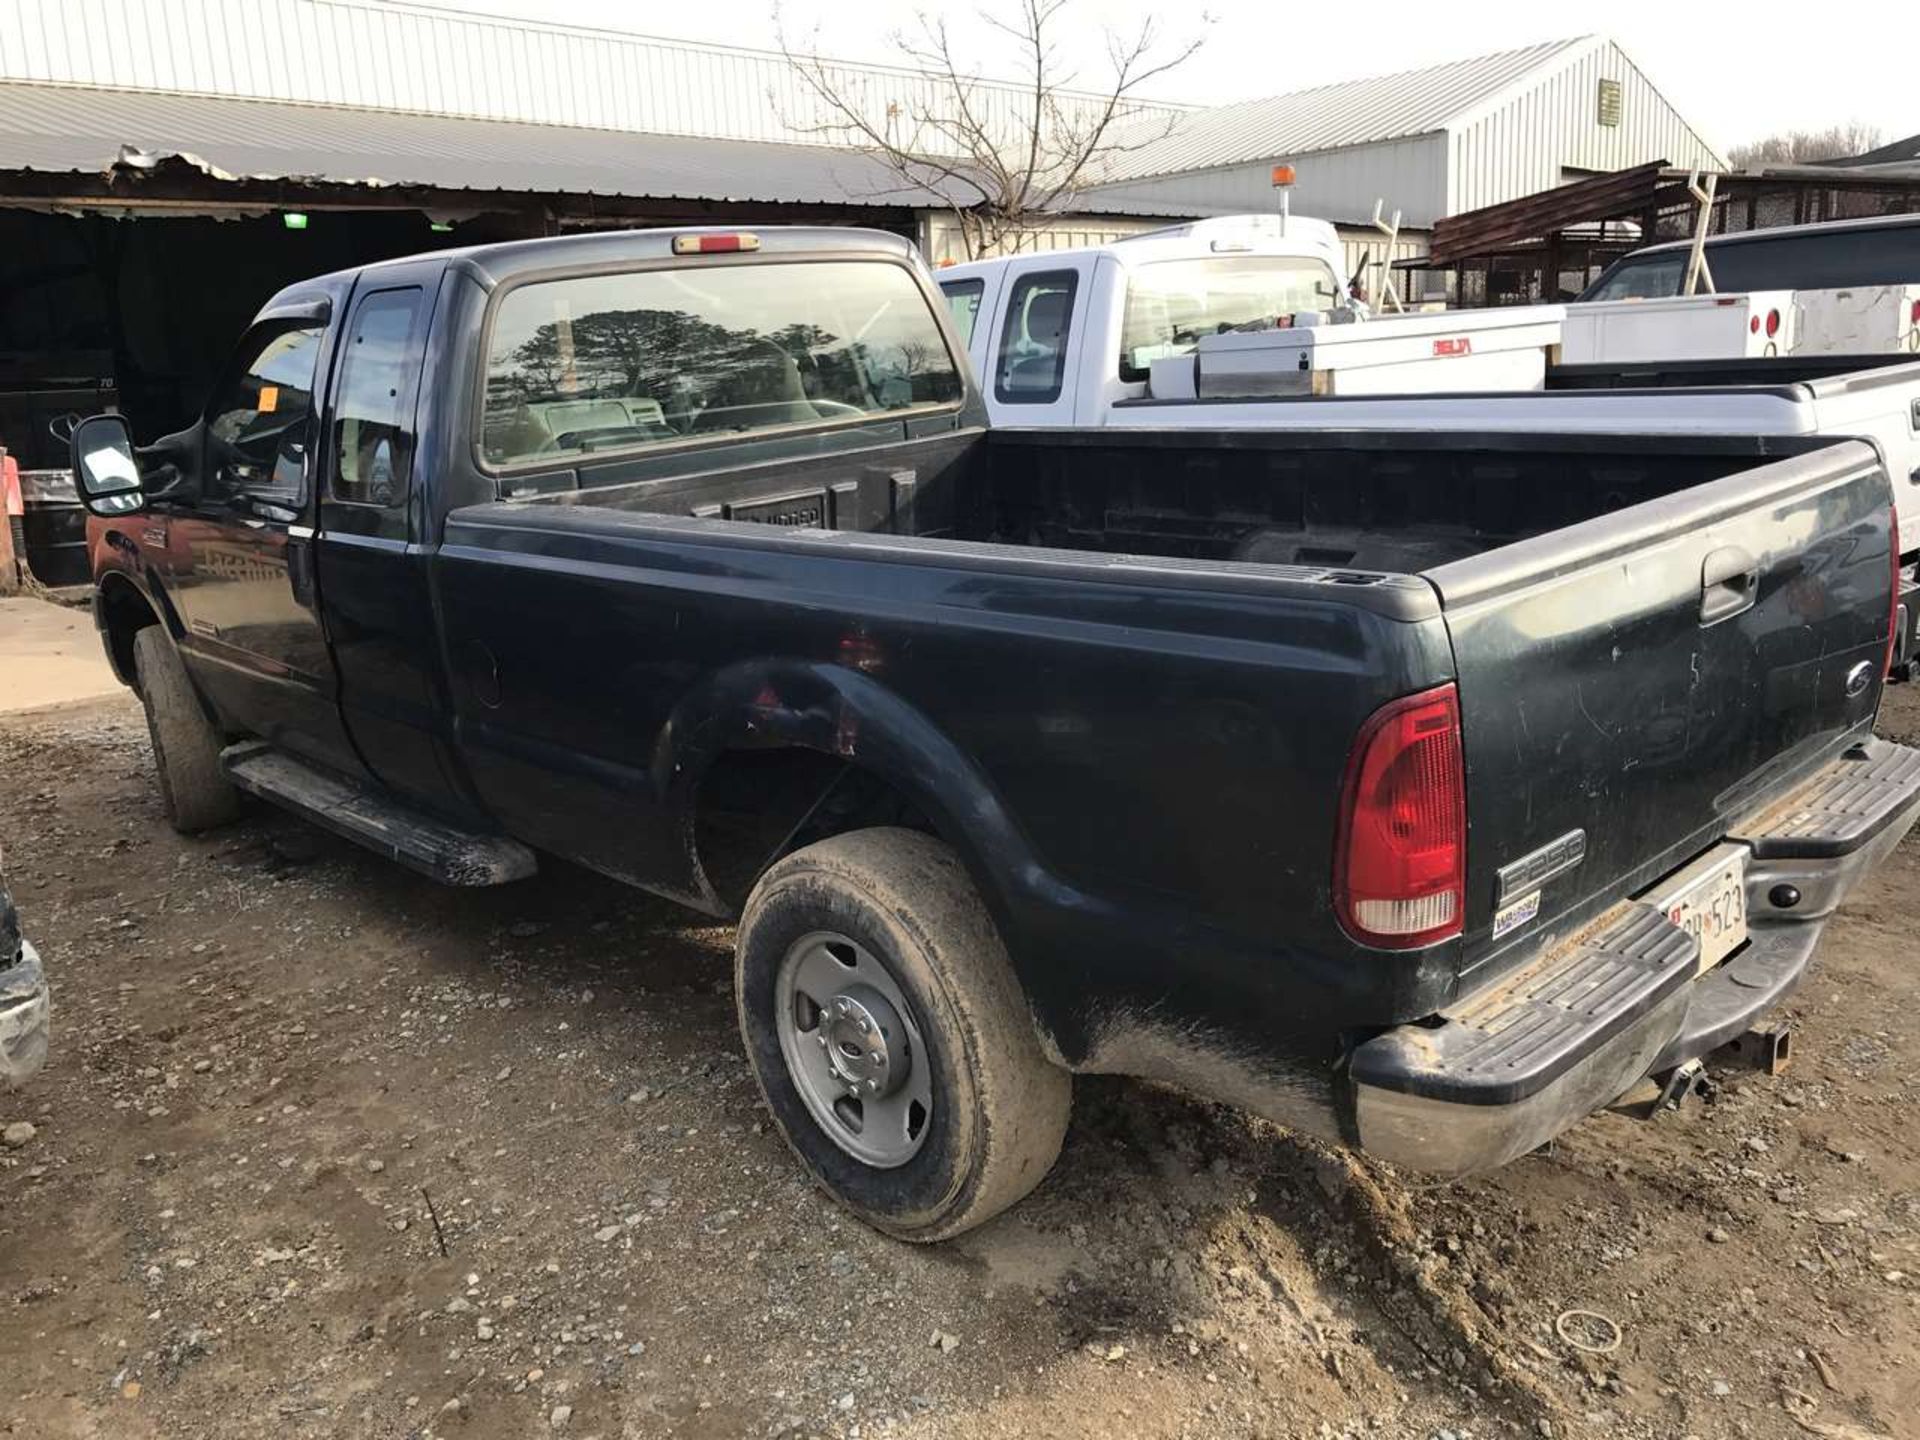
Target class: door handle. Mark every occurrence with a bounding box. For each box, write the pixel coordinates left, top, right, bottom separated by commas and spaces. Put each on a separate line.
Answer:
1700, 544, 1758, 625
288, 535, 316, 609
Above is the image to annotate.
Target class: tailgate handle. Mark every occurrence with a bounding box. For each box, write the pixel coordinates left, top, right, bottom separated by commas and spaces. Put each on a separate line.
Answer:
1700, 545, 1759, 625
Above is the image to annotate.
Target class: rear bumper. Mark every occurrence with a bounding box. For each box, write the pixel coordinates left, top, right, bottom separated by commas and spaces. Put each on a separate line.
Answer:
1348, 738, 1920, 1176
0, 938, 50, 1087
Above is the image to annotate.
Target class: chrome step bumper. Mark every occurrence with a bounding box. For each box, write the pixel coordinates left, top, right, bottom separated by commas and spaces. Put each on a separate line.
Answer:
1347, 738, 1920, 1176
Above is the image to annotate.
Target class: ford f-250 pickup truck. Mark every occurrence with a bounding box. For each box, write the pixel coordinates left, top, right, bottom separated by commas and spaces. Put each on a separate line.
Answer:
67, 226, 1920, 1241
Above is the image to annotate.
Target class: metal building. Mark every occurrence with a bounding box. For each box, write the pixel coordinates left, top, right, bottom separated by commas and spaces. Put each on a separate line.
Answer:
1078, 36, 1725, 287
0, 2, 1726, 467
0, 0, 1188, 158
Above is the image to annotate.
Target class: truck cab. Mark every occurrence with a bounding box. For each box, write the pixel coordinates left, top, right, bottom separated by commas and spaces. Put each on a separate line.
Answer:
939, 216, 1352, 425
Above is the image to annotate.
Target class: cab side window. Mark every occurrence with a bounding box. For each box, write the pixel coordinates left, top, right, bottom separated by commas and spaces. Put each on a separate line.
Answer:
331, 288, 425, 507
993, 271, 1076, 405
205, 323, 325, 502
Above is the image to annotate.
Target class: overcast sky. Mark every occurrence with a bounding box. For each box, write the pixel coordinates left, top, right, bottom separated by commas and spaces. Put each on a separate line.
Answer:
402, 0, 1913, 156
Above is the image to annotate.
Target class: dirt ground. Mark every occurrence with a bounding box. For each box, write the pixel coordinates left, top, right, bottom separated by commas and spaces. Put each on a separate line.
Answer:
2, 596, 1917, 1440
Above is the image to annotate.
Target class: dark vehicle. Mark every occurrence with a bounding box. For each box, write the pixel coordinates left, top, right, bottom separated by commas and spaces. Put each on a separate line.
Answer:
68, 226, 1920, 1240
1580, 212, 1920, 302
0, 851, 49, 1087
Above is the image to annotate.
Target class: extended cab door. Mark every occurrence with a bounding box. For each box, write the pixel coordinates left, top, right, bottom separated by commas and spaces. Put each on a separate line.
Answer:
313, 260, 485, 821
976, 259, 1091, 427
938, 268, 1005, 395
156, 298, 365, 778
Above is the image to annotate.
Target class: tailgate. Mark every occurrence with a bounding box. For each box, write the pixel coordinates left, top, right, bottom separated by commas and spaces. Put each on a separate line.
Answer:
1428, 438, 1894, 978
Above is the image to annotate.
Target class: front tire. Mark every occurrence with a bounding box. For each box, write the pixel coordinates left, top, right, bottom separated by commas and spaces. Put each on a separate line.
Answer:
132, 627, 241, 834
736, 828, 1070, 1242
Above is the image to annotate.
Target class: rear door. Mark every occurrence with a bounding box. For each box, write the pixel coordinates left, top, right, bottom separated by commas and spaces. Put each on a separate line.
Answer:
1430, 438, 1895, 982
982, 260, 1089, 427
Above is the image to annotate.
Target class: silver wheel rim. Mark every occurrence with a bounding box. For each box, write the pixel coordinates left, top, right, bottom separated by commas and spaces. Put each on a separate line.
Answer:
774, 930, 934, 1168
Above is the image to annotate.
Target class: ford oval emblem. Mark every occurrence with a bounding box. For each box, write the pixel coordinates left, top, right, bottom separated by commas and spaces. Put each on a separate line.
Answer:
1844, 660, 1875, 698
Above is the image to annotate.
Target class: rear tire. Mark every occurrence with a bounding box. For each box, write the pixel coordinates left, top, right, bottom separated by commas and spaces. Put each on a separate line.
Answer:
736, 828, 1070, 1242
132, 627, 241, 834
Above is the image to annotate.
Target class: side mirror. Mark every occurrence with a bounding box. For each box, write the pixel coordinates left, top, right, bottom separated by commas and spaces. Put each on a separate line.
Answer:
70, 413, 146, 516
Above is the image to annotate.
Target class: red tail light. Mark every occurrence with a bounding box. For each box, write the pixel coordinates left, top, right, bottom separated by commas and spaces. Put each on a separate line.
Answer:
1335, 683, 1466, 949
1910, 298, 1920, 326
1765, 308, 1781, 338
1749, 316, 1760, 334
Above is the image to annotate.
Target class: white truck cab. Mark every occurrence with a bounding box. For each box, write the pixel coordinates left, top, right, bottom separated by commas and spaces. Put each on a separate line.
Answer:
939, 216, 1353, 427
942, 218, 1572, 423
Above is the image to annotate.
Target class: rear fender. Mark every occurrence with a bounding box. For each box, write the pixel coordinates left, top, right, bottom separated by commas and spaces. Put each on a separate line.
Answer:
657, 659, 1074, 942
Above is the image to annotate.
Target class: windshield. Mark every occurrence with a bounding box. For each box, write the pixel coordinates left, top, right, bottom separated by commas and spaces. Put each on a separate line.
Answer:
1118, 256, 1340, 382
483, 260, 964, 471
1580, 252, 1687, 301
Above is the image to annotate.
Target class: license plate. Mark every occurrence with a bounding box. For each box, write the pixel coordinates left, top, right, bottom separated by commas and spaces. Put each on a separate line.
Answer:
1646, 846, 1749, 974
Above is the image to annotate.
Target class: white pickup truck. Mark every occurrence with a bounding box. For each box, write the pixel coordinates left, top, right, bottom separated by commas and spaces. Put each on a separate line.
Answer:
939, 217, 1568, 422
940, 237, 1920, 672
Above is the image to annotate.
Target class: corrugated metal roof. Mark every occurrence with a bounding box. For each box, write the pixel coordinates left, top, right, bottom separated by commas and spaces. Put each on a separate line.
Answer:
0, 0, 1191, 160
0, 79, 947, 208
1103, 36, 1597, 182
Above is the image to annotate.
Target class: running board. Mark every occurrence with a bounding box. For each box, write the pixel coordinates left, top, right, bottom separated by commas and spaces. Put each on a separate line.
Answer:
221, 741, 538, 886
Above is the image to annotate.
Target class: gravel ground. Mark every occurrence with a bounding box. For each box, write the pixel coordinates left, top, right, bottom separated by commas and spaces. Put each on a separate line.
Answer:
2, 656, 1917, 1440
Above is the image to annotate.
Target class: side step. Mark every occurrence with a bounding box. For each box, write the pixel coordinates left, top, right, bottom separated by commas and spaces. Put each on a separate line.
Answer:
221, 741, 537, 886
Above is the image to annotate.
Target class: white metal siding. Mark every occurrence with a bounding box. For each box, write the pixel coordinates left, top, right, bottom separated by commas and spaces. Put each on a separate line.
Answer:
920, 214, 1428, 293
0, 0, 1187, 152
1082, 135, 1451, 230
1335, 227, 1431, 294
1448, 40, 1723, 214
922, 214, 1172, 265
1106, 37, 1588, 181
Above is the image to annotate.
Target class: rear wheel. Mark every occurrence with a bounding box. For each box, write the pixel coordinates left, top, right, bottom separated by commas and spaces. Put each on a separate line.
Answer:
132, 627, 241, 834
735, 828, 1070, 1242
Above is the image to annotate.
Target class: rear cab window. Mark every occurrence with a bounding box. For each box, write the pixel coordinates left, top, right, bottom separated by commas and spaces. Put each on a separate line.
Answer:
1117, 256, 1340, 382
1708, 227, 1920, 290
1583, 222, 1920, 300
481, 260, 964, 473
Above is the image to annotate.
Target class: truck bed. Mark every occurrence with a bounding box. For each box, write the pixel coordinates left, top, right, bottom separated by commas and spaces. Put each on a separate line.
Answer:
441, 426, 1892, 1102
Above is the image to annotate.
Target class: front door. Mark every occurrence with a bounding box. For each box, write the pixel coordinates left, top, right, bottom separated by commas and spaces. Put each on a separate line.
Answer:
160, 302, 364, 778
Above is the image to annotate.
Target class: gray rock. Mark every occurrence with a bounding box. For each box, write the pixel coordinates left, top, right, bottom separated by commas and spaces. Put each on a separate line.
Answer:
549, 1403, 573, 1429
2, 1121, 36, 1148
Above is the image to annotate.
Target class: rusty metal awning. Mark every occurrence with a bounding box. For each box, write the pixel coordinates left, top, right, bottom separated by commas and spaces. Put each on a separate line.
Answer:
1425, 162, 1670, 266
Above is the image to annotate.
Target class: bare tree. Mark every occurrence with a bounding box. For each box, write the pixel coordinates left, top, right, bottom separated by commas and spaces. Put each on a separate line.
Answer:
777, 1, 1205, 260
1728, 123, 1884, 169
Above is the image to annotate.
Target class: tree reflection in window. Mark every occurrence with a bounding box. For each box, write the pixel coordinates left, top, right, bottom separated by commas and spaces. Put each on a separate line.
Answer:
483, 260, 963, 468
